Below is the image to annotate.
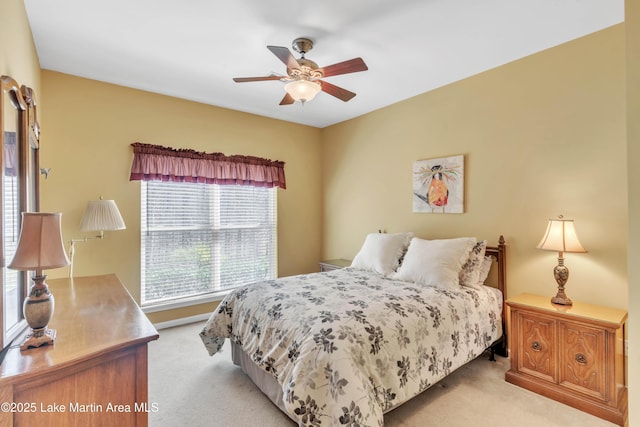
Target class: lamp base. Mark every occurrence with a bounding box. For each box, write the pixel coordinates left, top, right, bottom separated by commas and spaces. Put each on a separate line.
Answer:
551, 292, 573, 306
20, 274, 56, 351
20, 327, 56, 351
550, 257, 572, 306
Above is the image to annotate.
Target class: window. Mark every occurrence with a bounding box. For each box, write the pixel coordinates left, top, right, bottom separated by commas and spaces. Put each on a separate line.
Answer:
140, 181, 277, 307
3, 124, 25, 348
130, 142, 285, 310
3, 165, 23, 339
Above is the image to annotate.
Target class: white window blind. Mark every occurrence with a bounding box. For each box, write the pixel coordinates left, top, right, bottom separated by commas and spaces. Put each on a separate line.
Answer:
140, 181, 277, 307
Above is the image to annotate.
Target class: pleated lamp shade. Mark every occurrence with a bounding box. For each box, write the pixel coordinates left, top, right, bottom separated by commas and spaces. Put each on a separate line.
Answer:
80, 199, 126, 232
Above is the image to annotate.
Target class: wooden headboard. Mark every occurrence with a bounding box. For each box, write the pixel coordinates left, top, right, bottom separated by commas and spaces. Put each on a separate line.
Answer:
484, 235, 506, 299
485, 235, 507, 358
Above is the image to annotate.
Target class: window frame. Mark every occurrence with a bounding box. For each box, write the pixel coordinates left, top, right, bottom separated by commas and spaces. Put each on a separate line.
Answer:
139, 180, 278, 311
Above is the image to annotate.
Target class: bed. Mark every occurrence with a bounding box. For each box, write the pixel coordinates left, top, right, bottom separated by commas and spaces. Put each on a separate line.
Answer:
200, 234, 507, 426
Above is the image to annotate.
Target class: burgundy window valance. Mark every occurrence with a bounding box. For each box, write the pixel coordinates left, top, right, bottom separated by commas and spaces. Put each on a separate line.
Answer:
129, 142, 286, 189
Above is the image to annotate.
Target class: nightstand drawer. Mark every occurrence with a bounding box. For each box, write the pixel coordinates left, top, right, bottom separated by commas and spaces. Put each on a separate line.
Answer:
516, 311, 557, 383
558, 321, 606, 400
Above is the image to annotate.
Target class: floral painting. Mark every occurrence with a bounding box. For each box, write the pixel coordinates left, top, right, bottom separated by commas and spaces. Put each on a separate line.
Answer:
413, 154, 464, 213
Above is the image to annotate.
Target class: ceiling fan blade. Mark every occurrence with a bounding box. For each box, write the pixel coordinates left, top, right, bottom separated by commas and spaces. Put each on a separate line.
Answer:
267, 46, 300, 70
279, 93, 295, 105
233, 76, 283, 83
320, 80, 356, 102
319, 57, 368, 78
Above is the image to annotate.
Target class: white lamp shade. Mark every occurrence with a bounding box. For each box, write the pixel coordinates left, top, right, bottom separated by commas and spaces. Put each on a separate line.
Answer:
8, 212, 71, 270
80, 199, 126, 232
284, 79, 321, 103
537, 217, 587, 253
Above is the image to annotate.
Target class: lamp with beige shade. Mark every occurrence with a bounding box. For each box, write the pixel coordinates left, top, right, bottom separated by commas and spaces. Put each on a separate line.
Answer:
536, 215, 587, 306
8, 212, 70, 351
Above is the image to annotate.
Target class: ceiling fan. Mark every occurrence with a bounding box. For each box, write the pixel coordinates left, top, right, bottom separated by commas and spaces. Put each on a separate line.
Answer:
233, 37, 368, 105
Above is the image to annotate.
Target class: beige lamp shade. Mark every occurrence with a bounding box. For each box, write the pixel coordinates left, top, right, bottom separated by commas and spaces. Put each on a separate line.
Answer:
80, 199, 126, 232
8, 212, 70, 271
536, 217, 587, 254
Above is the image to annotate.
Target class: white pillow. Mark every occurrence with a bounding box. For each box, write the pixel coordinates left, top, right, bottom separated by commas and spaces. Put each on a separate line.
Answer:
459, 240, 487, 288
392, 237, 476, 288
350, 232, 413, 276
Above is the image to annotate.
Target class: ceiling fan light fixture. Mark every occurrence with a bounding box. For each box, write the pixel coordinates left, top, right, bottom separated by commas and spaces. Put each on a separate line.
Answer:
284, 79, 321, 103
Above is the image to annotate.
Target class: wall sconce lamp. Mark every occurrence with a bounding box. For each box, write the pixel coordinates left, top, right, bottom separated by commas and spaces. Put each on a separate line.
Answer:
8, 213, 70, 351
536, 215, 587, 306
69, 197, 126, 277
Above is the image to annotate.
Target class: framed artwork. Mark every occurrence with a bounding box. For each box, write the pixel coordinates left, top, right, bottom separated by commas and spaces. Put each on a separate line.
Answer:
413, 154, 464, 213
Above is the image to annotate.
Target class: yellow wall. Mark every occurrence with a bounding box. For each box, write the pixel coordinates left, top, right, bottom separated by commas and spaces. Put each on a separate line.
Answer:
39, 71, 323, 322
626, 0, 639, 423
0, 0, 40, 95
322, 25, 627, 310
2, 1, 637, 423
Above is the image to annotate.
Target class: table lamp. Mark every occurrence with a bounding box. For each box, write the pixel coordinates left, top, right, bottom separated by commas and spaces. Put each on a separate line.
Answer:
8, 212, 70, 350
536, 215, 587, 306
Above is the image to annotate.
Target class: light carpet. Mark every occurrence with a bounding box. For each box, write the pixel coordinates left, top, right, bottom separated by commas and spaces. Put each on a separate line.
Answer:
148, 322, 617, 427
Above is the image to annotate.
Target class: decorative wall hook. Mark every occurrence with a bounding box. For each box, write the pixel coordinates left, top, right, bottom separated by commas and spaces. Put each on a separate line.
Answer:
40, 168, 51, 179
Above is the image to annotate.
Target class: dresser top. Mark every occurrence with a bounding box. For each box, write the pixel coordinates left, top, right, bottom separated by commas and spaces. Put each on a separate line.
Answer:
0, 274, 159, 383
507, 293, 627, 326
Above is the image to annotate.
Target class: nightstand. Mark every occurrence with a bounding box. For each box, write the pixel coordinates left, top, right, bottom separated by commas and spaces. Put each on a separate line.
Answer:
319, 259, 351, 272
505, 293, 627, 425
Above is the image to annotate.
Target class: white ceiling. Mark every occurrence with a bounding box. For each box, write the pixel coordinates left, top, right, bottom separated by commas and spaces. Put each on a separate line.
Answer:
24, 0, 623, 128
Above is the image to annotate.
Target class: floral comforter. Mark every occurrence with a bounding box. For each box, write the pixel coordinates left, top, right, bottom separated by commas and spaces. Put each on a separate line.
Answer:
200, 268, 502, 426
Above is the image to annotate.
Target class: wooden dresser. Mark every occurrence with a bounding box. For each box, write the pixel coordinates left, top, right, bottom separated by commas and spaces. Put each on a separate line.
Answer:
0, 274, 159, 427
505, 293, 627, 425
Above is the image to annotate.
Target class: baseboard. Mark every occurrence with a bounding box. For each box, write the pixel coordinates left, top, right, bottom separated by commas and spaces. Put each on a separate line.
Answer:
153, 313, 210, 330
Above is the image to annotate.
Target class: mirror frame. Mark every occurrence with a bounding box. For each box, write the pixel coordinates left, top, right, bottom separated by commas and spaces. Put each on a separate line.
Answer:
0, 75, 30, 349
20, 85, 40, 213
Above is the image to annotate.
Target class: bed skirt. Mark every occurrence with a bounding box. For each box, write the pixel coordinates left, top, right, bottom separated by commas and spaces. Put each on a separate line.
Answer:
231, 341, 296, 422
